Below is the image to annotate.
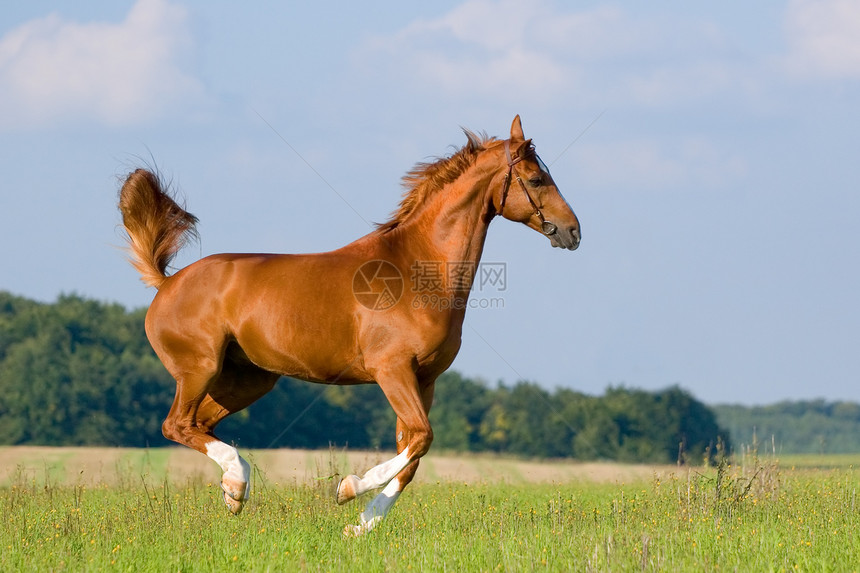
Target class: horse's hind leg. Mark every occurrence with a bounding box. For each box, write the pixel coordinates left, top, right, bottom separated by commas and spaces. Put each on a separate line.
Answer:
157, 344, 264, 515
194, 362, 279, 515
161, 364, 226, 486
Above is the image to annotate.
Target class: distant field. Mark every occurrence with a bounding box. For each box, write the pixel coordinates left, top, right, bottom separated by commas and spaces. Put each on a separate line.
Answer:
3, 448, 858, 571
777, 453, 859, 469
0, 446, 670, 488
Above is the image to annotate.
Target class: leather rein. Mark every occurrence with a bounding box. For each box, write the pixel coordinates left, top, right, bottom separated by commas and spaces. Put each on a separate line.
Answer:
498, 140, 558, 236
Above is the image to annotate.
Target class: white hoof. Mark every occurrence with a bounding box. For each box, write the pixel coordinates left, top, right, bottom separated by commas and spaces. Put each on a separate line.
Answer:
342, 515, 382, 538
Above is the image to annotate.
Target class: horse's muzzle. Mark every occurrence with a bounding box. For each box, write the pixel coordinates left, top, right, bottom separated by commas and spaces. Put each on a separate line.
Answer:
550, 225, 580, 251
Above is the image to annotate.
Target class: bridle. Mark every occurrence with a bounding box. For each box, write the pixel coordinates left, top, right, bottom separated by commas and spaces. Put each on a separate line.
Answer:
498, 140, 558, 236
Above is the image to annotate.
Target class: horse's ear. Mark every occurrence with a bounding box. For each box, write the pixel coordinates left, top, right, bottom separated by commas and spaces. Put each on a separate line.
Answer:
510, 115, 525, 142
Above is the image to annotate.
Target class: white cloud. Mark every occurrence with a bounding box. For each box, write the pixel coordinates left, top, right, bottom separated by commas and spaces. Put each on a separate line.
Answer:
0, 0, 203, 129
359, 0, 758, 110
784, 0, 860, 79
360, 0, 631, 103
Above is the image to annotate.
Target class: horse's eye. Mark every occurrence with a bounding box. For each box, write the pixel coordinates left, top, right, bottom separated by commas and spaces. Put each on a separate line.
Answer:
529, 177, 542, 187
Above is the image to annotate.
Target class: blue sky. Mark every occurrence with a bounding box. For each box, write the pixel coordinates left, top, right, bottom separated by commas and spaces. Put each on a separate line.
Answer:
1, 0, 858, 404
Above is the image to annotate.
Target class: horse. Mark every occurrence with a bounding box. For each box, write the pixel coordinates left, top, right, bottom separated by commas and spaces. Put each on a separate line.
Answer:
117, 115, 580, 536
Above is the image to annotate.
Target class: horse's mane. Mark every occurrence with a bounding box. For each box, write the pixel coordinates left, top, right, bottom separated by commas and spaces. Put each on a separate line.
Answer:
376, 130, 497, 233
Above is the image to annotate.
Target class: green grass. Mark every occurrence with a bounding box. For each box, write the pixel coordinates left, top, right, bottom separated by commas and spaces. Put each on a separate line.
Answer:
2, 457, 859, 572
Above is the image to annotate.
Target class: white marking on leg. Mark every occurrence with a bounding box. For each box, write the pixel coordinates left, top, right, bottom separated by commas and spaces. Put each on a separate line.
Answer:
361, 478, 401, 523
353, 447, 410, 498
206, 440, 251, 509
207, 442, 251, 514
344, 478, 402, 537
205, 441, 250, 484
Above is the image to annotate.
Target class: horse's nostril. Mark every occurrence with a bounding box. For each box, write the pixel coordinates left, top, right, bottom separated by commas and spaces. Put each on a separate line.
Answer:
568, 226, 581, 250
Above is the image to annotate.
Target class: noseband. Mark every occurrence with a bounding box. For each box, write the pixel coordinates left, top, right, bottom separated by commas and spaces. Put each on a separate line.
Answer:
498, 140, 558, 236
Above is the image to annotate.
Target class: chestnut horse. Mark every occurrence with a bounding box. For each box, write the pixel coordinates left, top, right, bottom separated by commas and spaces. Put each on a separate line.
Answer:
118, 116, 580, 536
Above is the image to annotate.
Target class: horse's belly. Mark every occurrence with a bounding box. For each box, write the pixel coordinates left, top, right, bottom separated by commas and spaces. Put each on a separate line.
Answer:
233, 320, 368, 383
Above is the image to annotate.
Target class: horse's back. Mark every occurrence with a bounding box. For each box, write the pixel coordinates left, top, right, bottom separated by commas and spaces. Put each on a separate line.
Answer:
145, 251, 368, 381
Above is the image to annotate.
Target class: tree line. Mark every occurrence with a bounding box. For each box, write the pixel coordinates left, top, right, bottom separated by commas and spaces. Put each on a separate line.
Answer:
713, 401, 860, 455
8, 290, 851, 462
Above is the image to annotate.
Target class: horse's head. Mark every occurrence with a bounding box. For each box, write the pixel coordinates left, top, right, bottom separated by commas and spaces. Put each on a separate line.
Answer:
492, 116, 580, 251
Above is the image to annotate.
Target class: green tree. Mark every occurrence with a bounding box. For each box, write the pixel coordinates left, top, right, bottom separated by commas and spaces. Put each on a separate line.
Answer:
430, 371, 492, 451
0, 292, 174, 446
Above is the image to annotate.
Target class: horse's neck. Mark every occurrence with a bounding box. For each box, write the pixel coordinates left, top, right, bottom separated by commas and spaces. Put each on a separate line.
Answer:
398, 170, 495, 286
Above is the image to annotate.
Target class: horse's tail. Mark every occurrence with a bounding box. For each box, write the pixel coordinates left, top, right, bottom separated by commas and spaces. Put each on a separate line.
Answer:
118, 168, 199, 289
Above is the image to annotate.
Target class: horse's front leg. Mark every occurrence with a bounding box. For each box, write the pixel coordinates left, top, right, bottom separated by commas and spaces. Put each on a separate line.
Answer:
340, 375, 436, 537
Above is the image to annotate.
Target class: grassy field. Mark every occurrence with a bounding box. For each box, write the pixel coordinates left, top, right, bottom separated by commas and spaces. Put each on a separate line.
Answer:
2, 447, 858, 571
